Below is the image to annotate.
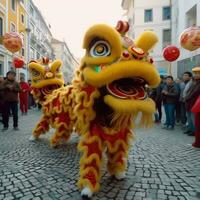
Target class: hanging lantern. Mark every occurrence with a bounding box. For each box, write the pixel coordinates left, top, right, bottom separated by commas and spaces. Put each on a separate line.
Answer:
163, 45, 180, 62
13, 57, 24, 68
3, 32, 23, 53
179, 26, 200, 51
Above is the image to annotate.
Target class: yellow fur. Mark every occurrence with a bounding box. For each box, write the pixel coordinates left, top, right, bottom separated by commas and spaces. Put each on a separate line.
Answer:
134, 31, 158, 52
83, 60, 160, 88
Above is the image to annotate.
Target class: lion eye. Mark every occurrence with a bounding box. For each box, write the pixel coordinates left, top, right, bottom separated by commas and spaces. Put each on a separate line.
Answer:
90, 40, 111, 57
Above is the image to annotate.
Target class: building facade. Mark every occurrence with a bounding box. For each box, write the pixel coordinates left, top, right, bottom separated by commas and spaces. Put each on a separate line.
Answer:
28, 0, 54, 63
122, 0, 200, 78
0, 0, 56, 80
0, 0, 28, 78
171, 0, 200, 78
51, 38, 78, 83
122, 0, 172, 76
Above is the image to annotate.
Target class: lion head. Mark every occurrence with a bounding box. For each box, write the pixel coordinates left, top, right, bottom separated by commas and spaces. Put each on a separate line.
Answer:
29, 57, 64, 103
76, 21, 160, 132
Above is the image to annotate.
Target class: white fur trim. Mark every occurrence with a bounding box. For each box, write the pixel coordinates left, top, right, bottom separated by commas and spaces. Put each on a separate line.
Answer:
81, 187, 93, 198
29, 135, 37, 141
115, 171, 126, 180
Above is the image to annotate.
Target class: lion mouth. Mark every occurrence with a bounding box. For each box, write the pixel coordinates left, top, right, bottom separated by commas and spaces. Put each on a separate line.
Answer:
41, 84, 60, 95
106, 77, 147, 100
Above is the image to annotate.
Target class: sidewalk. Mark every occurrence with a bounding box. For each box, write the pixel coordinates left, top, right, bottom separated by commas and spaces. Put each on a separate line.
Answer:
0, 109, 200, 200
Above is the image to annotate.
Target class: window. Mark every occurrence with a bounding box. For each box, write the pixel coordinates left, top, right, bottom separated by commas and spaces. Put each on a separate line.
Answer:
30, 23, 34, 33
21, 48, 25, 56
10, 23, 16, 32
0, 17, 3, 36
30, 6, 34, 17
144, 9, 153, 22
30, 47, 35, 59
162, 29, 171, 48
21, 14, 24, 23
36, 52, 40, 59
186, 5, 197, 27
36, 29, 40, 40
11, 0, 16, 11
163, 6, 171, 20
8, 61, 14, 71
0, 61, 3, 75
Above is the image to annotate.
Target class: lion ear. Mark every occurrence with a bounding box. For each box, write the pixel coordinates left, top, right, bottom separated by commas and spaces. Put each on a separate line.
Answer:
50, 60, 62, 73
134, 31, 158, 53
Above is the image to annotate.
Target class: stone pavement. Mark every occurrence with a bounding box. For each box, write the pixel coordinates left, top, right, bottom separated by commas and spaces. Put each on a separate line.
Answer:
0, 109, 200, 200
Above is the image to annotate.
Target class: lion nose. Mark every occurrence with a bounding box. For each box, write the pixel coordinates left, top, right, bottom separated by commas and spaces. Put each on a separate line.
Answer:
45, 72, 54, 78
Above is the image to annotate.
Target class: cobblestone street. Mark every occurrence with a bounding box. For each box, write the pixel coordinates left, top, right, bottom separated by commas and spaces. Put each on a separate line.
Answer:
0, 109, 200, 200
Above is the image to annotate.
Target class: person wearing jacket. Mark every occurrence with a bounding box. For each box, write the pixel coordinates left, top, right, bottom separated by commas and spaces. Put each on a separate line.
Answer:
0, 75, 4, 123
185, 67, 200, 142
162, 76, 179, 130
179, 72, 193, 129
0, 71, 21, 131
19, 77, 30, 115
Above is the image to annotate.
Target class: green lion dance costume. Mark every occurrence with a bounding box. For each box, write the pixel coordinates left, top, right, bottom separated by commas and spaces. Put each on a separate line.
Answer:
29, 21, 160, 198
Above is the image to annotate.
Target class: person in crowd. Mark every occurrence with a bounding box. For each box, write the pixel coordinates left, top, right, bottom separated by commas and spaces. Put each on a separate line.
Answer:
183, 75, 195, 135
156, 75, 166, 123
0, 75, 4, 123
162, 76, 179, 130
148, 87, 159, 123
189, 67, 200, 148
28, 80, 36, 109
149, 75, 165, 123
179, 72, 193, 129
185, 67, 200, 137
19, 77, 30, 115
0, 71, 21, 131
174, 78, 181, 125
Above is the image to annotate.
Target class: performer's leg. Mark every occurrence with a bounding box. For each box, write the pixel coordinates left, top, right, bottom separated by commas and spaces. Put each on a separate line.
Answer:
78, 132, 104, 198
24, 95, 28, 113
192, 112, 200, 148
19, 98, 23, 113
50, 125, 72, 147
107, 129, 133, 179
29, 115, 50, 141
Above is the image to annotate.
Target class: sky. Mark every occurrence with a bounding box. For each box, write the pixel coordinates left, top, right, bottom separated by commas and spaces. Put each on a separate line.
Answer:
33, 0, 124, 58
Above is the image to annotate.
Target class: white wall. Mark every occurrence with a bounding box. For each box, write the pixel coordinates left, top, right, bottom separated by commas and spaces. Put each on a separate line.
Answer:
124, 0, 171, 76
171, 0, 200, 77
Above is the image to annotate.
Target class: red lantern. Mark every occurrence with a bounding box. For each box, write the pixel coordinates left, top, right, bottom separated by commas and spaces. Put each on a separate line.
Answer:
3, 32, 23, 53
13, 57, 24, 68
163, 45, 180, 62
179, 26, 200, 51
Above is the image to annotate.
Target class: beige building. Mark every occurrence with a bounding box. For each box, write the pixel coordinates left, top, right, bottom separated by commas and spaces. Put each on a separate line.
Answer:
51, 38, 78, 83
28, 0, 54, 62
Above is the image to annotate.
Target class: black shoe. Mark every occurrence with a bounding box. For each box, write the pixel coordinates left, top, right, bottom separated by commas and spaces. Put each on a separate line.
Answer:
188, 132, 195, 136
166, 126, 174, 130
2, 127, 8, 131
183, 130, 192, 134
162, 125, 169, 129
13, 127, 19, 131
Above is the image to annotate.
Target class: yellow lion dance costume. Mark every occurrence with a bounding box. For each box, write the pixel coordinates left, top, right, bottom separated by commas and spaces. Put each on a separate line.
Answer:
28, 57, 67, 145
29, 21, 160, 198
